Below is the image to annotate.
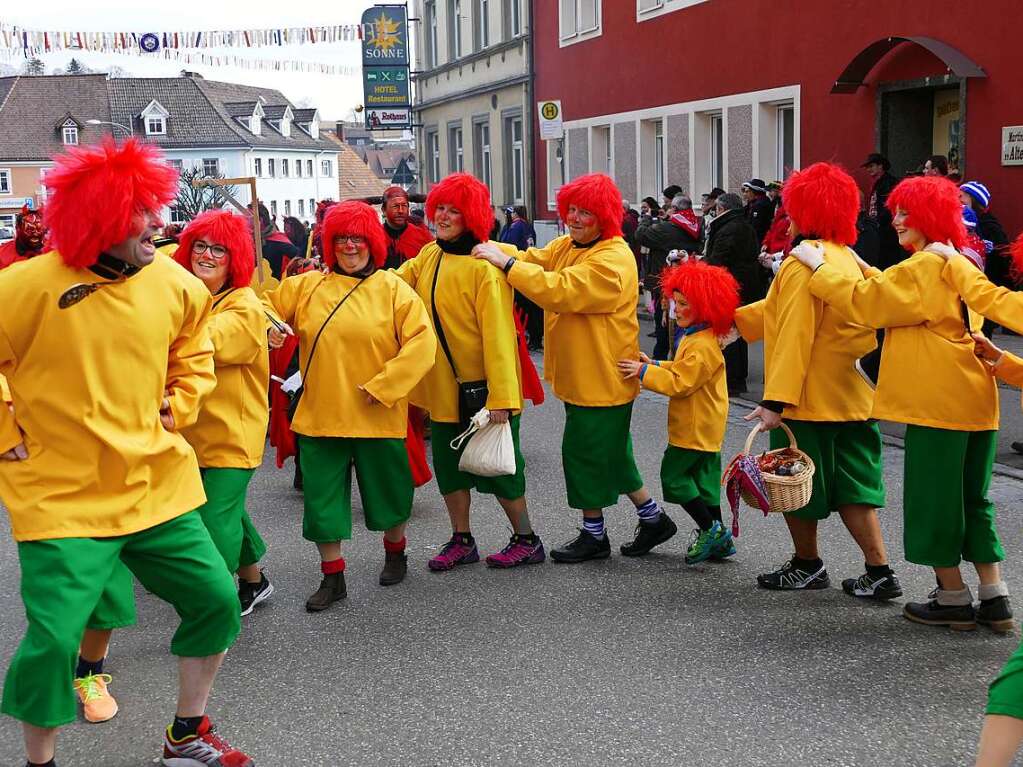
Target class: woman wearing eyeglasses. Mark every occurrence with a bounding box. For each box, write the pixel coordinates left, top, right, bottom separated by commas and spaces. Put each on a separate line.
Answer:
264, 201, 436, 612
172, 209, 275, 616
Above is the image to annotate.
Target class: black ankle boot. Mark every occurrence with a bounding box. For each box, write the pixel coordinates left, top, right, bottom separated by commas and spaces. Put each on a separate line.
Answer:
379, 551, 408, 586
305, 572, 347, 612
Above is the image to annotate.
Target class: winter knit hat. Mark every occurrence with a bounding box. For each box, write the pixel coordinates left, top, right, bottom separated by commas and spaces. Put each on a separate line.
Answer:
959, 181, 991, 209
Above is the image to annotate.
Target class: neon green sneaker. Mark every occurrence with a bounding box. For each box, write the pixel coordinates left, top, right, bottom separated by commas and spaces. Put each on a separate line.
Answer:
685, 521, 730, 565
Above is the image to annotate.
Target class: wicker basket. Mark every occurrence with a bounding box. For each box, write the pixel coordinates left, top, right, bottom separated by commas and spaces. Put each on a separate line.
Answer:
740, 423, 816, 513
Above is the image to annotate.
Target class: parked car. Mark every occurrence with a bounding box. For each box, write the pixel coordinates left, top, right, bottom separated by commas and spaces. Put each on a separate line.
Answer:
0, 226, 14, 243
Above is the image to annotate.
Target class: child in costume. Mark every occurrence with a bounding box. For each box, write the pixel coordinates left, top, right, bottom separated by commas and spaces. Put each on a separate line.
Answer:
264, 201, 436, 611
473, 173, 676, 563
617, 261, 739, 564
0, 137, 252, 767
789, 175, 1009, 631
173, 209, 274, 616
394, 173, 547, 570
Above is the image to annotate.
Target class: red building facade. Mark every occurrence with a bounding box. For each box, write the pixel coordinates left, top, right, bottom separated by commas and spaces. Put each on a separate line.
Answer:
532, 0, 1022, 238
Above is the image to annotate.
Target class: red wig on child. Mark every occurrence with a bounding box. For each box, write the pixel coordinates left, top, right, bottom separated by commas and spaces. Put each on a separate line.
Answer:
425, 172, 493, 243
175, 210, 256, 288
321, 200, 388, 269
556, 173, 623, 240
887, 176, 967, 251
660, 261, 740, 336
43, 137, 179, 268
782, 163, 859, 246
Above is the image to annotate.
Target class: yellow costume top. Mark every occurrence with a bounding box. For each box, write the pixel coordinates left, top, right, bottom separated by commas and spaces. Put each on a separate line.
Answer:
394, 242, 522, 424
508, 235, 640, 407
640, 327, 728, 452
0, 252, 214, 541
735, 241, 876, 421
263, 268, 435, 438
181, 287, 269, 468
809, 252, 997, 431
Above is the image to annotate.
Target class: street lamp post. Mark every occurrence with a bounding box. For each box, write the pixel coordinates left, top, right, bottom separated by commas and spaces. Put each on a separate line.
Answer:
85, 119, 133, 137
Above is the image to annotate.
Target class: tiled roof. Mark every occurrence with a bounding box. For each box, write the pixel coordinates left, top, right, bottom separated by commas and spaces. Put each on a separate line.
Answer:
191, 78, 335, 151
323, 129, 388, 200
107, 78, 245, 149
293, 108, 317, 123
262, 104, 291, 120
0, 74, 112, 161
224, 101, 258, 117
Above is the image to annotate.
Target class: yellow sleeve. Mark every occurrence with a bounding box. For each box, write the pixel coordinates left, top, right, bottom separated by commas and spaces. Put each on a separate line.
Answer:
166, 290, 216, 431
640, 340, 717, 398
477, 272, 521, 411
260, 273, 305, 326
518, 240, 555, 267
944, 256, 1023, 334
763, 263, 817, 408
0, 327, 23, 452
208, 297, 264, 366
995, 352, 1023, 388
734, 299, 765, 343
361, 282, 438, 408
507, 256, 623, 315
393, 252, 424, 287
808, 261, 928, 329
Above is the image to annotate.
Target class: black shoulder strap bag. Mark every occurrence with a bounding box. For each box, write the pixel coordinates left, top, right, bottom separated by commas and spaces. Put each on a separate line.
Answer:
288, 275, 367, 420
430, 253, 489, 430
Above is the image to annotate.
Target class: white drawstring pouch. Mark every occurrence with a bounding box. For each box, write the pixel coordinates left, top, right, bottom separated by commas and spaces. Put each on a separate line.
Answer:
449, 408, 516, 477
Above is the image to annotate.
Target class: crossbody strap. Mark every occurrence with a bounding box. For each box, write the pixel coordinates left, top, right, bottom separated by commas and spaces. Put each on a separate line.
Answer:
429, 252, 461, 383
301, 275, 367, 387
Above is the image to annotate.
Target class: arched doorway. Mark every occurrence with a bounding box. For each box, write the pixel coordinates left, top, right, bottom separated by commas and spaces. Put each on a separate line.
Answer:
831, 36, 986, 176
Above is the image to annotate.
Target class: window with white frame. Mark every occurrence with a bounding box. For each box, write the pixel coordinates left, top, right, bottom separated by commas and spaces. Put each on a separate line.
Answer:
654, 120, 665, 198
559, 0, 600, 44
321, 159, 333, 176
270, 201, 277, 218
474, 0, 490, 51
307, 159, 313, 176
0, 169, 10, 194
254, 158, 262, 177
427, 130, 441, 184
298, 199, 305, 217
146, 116, 166, 136
473, 120, 492, 188
503, 0, 521, 38
449, 0, 464, 60
710, 114, 724, 191
169, 159, 184, 173
202, 158, 219, 177
0, 214, 15, 230
284, 200, 291, 216
449, 125, 464, 173
268, 158, 276, 178
592, 125, 611, 174
505, 115, 524, 204
282, 159, 290, 178
295, 158, 303, 178
62, 122, 79, 145
777, 104, 795, 180
636, 0, 709, 21
170, 206, 188, 225
547, 138, 565, 211
424, 1, 439, 68
309, 198, 315, 215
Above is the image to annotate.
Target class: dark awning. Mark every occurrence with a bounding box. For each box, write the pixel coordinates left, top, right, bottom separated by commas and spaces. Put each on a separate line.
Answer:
832, 36, 986, 94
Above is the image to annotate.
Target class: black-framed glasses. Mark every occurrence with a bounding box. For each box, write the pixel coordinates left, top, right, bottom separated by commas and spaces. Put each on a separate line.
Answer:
334, 235, 367, 246
193, 241, 229, 260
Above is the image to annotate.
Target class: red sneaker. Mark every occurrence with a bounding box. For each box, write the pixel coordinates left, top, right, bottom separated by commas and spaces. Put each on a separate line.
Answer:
161, 716, 254, 766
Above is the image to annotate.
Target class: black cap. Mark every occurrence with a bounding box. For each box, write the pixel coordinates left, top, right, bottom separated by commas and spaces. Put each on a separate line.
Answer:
742, 178, 768, 193
662, 184, 683, 200
701, 187, 726, 200
861, 153, 891, 170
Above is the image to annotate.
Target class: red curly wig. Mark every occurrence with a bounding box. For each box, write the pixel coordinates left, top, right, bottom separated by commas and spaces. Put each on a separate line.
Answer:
660, 261, 740, 336
782, 163, 859, 246
1009, 233, 1023, 284
321, 200, 388, 269
43, 137, 178, 268
425, 172, 493, 243
556, 173, 624, 240
174, 210, 256, 288
887, 176, 967, 251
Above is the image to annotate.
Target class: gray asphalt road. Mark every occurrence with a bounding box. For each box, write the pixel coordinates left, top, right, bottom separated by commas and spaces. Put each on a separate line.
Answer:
1, 344, 1022, 766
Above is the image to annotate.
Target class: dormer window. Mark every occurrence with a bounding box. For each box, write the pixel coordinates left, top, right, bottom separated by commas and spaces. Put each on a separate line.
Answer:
309, 117, 320, 140
140, 100, 170, 137
281, 118, 291, 138
250, 103, 264, 136
62, 123, 79, 145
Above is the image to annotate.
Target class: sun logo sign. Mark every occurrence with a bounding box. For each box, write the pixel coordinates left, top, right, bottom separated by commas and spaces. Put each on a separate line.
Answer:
366, 12, 403, 59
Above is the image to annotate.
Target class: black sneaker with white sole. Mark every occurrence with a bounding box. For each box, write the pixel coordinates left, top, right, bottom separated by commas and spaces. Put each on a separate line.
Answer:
757, 557, 830, 591
841, 571, 903, 601
239, 572, 274, 616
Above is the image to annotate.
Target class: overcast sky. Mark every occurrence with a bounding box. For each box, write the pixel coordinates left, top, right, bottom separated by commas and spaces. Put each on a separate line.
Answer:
1, 0, 389, 120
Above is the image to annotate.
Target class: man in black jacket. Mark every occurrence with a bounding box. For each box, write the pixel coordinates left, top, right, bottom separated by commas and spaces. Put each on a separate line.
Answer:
636, 195, 702, 358
862, 153, 902, 269
741, 179, 774, 245
705, 193, 762, 395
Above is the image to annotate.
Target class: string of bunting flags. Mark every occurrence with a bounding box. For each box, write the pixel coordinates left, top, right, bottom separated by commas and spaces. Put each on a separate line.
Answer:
0, 22, 364, 56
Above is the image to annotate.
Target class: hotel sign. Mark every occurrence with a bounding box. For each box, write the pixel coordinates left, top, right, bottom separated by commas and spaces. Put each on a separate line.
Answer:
362, 6, 411, 129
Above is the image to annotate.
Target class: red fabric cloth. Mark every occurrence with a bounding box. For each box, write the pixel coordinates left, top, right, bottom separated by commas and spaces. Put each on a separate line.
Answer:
762, 206, 793, 254
265, 230, 293, 245
268, 335, 300, 468
514, 310, 545, 405
406, 404, 432, 487
0, 241, 25, 270
390, 222, 434, 262
669, 210, 701, 240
